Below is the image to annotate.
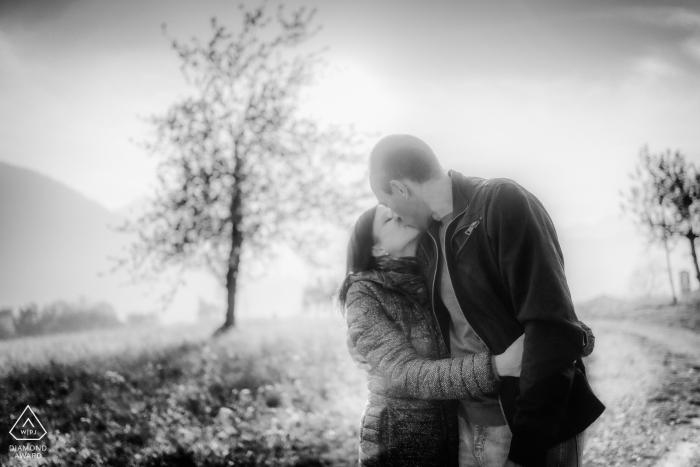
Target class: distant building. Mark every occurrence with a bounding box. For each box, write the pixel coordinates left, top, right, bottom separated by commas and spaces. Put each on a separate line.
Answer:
680, 271, 691, 296
302, 280, 336, 314
196, 297, 221, 321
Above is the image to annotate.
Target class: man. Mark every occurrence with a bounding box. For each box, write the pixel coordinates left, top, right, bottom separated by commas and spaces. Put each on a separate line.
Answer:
351, 134, 604, 467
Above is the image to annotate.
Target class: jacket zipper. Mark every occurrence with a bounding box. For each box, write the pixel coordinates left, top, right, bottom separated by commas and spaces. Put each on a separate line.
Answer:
454, 218, 481, 257
437, 206, 509, 422
427, 201, 470, 347
428, 231, 445, 353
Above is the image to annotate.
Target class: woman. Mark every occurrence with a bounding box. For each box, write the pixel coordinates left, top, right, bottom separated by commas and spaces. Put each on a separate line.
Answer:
338, 205, 594, 467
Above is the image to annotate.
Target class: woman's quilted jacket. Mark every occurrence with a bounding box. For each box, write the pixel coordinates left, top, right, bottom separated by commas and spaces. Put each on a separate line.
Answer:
345, 278, 498, 467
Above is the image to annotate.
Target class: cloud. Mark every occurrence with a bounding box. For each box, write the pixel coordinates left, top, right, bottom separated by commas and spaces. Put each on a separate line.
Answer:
618, 5, 700, 68
664, 8, 700, 29
683, 36, 700, 61
621, 5, 700, 29
0, 0, 81, 25
633, 55, 683, 78
652, 7, 700, 63
0, 30, 21, 74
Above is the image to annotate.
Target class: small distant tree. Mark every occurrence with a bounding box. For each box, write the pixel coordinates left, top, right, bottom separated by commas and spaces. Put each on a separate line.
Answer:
0, 308, 17, 339
627, 259, 667, 300
14, 303, 42, 336
110, 3, 368, 335
623, 147, 700, 301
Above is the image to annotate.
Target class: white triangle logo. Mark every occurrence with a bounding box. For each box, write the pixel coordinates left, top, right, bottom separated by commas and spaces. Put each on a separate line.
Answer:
9, 406, 47, 441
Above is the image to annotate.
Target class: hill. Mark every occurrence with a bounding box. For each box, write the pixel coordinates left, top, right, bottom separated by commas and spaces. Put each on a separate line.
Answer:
0, 160, 155, 316
0, 160, 307, 322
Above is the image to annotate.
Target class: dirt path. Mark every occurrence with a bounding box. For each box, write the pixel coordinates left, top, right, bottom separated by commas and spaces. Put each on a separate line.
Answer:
582, 318, 700, 467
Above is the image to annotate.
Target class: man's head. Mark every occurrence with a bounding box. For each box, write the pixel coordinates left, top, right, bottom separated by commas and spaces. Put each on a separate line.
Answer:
368, 134, 444, 231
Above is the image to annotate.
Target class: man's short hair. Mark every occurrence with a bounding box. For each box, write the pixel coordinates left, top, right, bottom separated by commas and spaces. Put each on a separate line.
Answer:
369, 134, 444, 193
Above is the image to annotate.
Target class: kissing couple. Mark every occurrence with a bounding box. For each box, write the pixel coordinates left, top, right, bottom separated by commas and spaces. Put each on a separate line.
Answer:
337, 134, 604, 467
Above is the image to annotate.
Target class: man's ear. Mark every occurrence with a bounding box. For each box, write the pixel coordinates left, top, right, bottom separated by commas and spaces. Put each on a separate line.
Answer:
389, 180, 410, 199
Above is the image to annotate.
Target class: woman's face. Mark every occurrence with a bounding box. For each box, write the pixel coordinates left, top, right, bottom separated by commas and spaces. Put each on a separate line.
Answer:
372, 205, 422, 258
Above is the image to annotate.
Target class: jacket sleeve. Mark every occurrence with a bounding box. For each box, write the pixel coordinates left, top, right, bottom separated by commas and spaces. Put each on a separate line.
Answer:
485, 182, 584, 467
345, 281, 498, 399
580, 320, 595, 357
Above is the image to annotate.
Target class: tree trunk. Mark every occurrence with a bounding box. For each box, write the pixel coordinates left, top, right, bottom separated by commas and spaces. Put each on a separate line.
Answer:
686, 232, 700, 285
662, 236, 677, 305
214, 157, 244, 337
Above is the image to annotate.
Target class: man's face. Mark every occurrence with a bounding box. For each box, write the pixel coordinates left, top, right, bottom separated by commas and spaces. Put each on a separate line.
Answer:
370, 173, 433, 231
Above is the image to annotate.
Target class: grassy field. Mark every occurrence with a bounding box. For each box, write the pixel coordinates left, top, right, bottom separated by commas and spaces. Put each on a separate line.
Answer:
1, 304, 699, 466
1, 316, 366, 466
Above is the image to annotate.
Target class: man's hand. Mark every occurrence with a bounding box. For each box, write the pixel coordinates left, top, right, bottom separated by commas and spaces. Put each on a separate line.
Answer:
494, 334, 524, 377
346, 332, 373, 371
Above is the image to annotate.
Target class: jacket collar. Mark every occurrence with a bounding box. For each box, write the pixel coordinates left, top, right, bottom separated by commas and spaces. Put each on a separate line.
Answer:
448, 169, 471, 215
425, 170, 473, 239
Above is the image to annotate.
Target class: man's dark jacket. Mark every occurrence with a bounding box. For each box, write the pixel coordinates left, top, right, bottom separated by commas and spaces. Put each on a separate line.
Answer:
415, 171, 605, 467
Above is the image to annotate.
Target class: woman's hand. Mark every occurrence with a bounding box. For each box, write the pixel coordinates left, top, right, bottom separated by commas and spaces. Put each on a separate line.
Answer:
346, 332, 373, 371
494, 334, 524, 377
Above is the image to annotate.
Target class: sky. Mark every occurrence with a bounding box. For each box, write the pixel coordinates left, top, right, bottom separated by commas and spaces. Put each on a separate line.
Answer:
1, 0, 700, 316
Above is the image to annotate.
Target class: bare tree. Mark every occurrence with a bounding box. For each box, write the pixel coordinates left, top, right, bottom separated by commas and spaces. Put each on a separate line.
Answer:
623, 146, 700, 301
627, 259, 668, 300
111, 3, 369, 335
622, 149, 678, 304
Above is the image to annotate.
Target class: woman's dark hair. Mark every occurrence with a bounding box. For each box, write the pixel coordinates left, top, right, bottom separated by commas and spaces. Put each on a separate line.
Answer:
336, 205, 378, 313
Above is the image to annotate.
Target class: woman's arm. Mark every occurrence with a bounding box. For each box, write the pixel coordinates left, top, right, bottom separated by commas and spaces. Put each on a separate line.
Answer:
345, 281, 499, 400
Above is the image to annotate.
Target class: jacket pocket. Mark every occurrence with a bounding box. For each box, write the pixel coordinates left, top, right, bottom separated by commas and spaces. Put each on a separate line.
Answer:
386, 407, 449, 466
359, 405, 384, 465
